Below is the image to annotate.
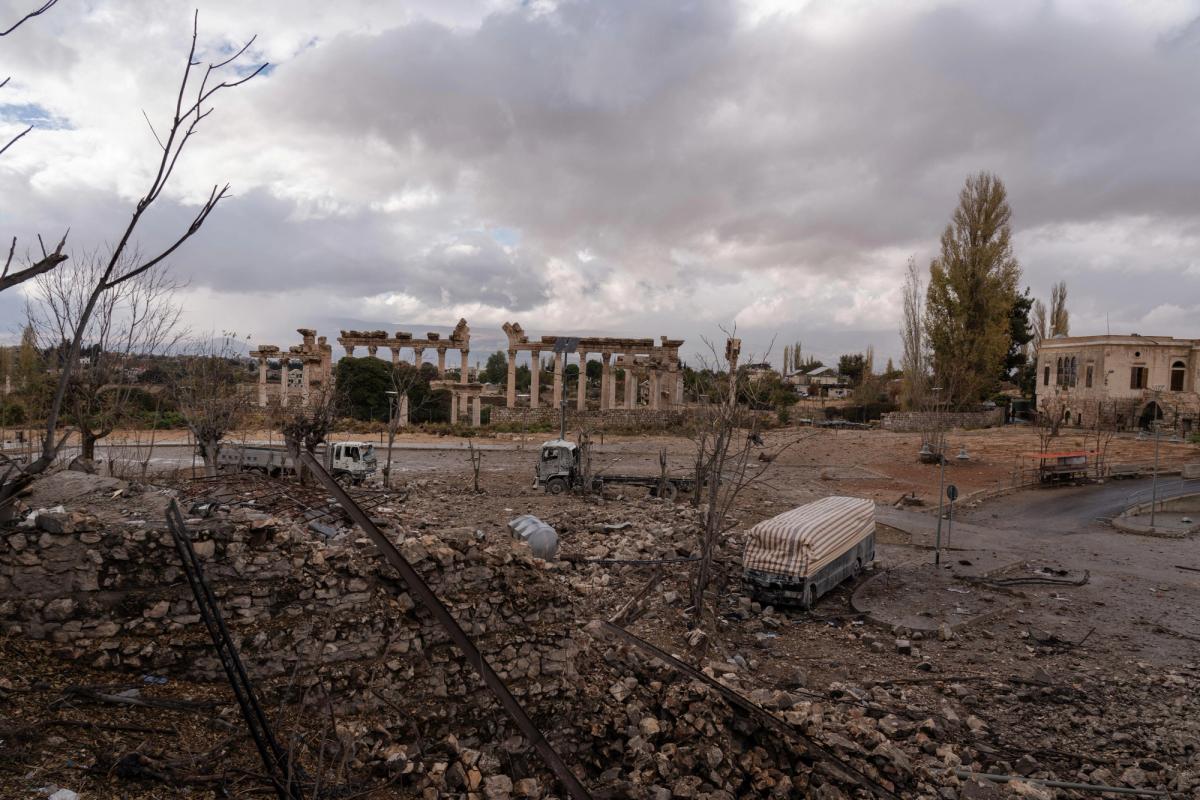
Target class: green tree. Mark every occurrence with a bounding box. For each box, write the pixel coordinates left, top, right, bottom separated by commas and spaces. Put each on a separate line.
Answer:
1005, 287, 1034, 386
838, 353, 867, 385
334, 357, 394, 421
925, 172, 1021, 405
481, 351, 507, 384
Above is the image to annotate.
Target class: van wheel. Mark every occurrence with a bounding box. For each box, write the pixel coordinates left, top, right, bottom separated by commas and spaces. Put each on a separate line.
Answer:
546, 477, 568, 495
661, 481, 678, 502
852, 558, 863, 578
806, 585, 818, 610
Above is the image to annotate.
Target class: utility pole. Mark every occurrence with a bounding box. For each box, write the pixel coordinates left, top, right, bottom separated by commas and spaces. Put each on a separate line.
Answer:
1150, 388, 1162, 530
559, 398, 567, 440
385, 390, 398, 488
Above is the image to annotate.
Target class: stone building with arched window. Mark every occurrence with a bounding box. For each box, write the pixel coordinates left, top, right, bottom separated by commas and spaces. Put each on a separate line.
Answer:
1035, 334, 1200, 433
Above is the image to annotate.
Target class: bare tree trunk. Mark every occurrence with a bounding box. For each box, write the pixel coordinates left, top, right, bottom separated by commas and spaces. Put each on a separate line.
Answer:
80, 428, 97, 462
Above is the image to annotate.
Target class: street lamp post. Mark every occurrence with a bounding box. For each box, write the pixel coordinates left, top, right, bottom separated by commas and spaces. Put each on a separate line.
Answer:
932, 387, 946, 566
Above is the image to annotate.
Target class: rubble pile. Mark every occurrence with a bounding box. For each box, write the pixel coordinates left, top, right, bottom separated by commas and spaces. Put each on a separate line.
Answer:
2, 474, 1198, 799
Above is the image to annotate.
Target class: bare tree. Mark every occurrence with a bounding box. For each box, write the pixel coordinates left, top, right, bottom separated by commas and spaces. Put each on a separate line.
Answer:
26, 252, 184, 465
1, 1, 68, 291
1049, 281, 1069, 337
1030, 299, 1047, 355
0, 13, 265, 512
467, 440, 483, 493
687, 331, 813, 629
899, 256, 927, 410
175, 333, 252, 477
381, 363, 434, 487
1089, 400, 1117, 478
276, 384, 340, 486
1035, 390, 1066, 453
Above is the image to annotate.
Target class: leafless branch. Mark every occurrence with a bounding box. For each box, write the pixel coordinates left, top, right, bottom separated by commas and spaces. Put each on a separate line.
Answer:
0, 124, 33, 158
1, 11, 264, 509
0, 231, 69, 293
0, 0, 57, 37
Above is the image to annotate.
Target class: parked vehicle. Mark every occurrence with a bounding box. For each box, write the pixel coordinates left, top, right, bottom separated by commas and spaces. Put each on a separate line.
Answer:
215, 441, 377, 484
533, 438, 695, 500
742, 496, 875, 608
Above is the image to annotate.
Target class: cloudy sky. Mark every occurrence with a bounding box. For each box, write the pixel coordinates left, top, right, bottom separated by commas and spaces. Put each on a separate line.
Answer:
2, 0, 1198, 368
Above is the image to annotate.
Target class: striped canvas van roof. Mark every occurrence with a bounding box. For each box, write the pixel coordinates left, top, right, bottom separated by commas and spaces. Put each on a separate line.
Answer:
743, 496, 874, 580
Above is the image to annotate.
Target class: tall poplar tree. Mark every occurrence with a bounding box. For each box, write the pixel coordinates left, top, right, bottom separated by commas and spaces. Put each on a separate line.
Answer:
924, 172, 1021, 405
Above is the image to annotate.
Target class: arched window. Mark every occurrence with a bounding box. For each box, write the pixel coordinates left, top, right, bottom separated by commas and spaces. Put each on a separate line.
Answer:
1070, 356, 1078, 387
1171, 360, 1186, 392
1056, 357, 1063, 386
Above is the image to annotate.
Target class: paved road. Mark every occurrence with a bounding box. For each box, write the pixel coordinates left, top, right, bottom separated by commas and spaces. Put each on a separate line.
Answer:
875, 476, 1200, 662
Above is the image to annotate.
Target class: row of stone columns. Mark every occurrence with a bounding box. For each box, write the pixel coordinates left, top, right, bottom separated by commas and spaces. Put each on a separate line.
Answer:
502, 349, 680, 410
349, 344, 469, 383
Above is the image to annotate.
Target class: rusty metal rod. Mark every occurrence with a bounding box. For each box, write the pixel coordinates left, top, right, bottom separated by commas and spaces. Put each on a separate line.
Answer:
298, 451, 593, 800
954, 769, 1168, 797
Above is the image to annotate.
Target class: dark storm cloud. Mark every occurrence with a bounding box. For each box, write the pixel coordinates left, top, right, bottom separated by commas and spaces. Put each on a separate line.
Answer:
3, 0, 1199, 356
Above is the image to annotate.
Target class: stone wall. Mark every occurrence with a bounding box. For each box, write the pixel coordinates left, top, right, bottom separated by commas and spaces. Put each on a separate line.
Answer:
879, 408, 1005, 432
0, 506, 581, 705
489, 406, 690, 429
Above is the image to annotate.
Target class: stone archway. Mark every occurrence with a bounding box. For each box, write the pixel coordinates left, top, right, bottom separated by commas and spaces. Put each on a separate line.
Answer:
1138, 401, 1164, 430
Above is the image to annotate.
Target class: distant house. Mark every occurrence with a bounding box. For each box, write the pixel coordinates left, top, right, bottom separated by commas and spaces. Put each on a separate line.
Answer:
742, 362, 778, 383
794, 366, 850, 399
805, 366, 844, 386
1036, 333, 1199, 432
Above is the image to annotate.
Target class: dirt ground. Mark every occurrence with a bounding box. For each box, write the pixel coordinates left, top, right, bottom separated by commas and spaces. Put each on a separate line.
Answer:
2, 424, 1198, 798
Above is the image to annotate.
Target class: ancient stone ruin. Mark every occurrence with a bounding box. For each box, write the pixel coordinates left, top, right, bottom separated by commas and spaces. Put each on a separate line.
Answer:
249, 328, 334, 408
500, 321, 684, 415
338, 318, 472, 384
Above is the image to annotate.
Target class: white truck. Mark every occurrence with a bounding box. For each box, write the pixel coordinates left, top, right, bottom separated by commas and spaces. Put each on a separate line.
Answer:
215, 441, 378, 484
742, 496, 876, 608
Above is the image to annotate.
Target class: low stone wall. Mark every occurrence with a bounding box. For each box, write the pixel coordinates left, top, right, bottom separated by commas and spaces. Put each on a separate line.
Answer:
880, 408, 1005, 432
489, 406, 690, 429
0, 505, 581, 705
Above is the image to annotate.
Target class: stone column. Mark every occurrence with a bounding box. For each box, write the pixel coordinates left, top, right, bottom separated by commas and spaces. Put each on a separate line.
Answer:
257, 357, 267, 407
280, 362, 290, 408
673, 365, 684, 405
390, 348, 399, 366
367, 344, 378, 358
649, 367, 660, 410
609, 356, 620, 409
552, 351, 564, 408
437, 348, 447, 375
625, 368, 638, 408
301, 361, 311, 406
398, 394, 409, 427
471, 396, 482, 427
574, 352, 586, 411
344, 345, 355, 357
506, 350, 518, 407
600, 353, 612, 411
413, 346, 425, 368
450, 391, 458, 423
530, 350, 541, 408
461, 349, 470, 383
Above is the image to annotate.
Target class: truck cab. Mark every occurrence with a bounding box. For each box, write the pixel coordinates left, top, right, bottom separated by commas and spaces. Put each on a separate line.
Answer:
328, 441, 377, 484
535, 440, 578, 494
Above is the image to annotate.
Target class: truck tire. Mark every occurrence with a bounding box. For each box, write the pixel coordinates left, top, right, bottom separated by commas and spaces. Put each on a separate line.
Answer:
662, 481, 678, 502
546, 477, 568, 495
